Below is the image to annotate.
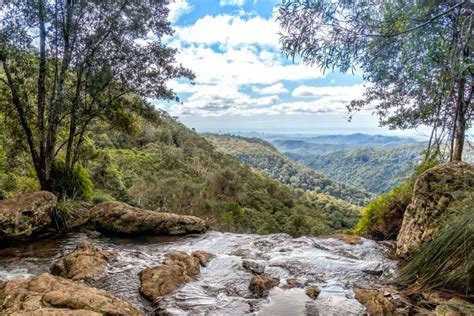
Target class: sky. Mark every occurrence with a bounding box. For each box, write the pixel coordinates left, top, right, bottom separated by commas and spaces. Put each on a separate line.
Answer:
155, 0, 429, 137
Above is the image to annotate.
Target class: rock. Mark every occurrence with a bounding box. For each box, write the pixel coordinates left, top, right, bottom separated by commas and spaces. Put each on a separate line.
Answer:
305, 285, 321, 299
354, 288, 397, 316
396, 162, 474, 257
0, 273, 142, 315
89, 202, 207, 235
192, 250, 214, 267
51, 241, 117, 280
139, 250, 213, 303
333, 234, 362, 245
284, 278, 302, 289
242, 260, 265, 275
0, 191, 56, 242
248, 275, 279, 297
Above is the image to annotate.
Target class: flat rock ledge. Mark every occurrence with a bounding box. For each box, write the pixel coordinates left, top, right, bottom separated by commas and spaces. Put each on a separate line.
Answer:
89, 202, 207, 235
0, 191, 56, 242
0, 273, 142, 315
139, 250, 214, 304
51, 241, 117, 281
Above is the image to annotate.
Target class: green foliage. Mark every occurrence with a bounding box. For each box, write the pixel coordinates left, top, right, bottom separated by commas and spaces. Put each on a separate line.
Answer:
75, 114, 332, 236
49, 161, 94, 201
278, 1, 473, 160
288, 144, 424, 194
354, 160, 438, 238
205, 134, 372, 205
53, 198, 89, 231
397, 197, 474, 296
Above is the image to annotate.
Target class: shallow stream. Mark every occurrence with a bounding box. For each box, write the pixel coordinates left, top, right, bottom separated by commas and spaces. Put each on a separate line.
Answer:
0, 231, 396, 315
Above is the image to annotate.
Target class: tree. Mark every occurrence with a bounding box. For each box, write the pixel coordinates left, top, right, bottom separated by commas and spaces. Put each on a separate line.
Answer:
278, 0, 473, 161
0, 0, 193, 191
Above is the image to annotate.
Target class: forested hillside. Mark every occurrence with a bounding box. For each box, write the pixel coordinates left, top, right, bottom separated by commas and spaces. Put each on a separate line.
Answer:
287, 145, 424, 194
205, 134, 372, 205
0, 110, 361, 235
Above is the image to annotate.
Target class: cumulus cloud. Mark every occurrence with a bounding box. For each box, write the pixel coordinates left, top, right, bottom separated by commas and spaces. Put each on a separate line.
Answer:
173, 44, 324, 87
175, 14, 279, 48
167, 0, 192, 23
168, 83, 280, 116
167, 11, 363, 117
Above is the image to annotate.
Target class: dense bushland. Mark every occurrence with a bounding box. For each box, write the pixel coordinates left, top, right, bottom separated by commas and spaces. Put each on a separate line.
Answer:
354, 161, 438, 239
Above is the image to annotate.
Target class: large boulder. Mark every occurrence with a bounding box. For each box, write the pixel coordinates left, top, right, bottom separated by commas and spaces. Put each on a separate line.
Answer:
89, 202, 207, 235
0, 273, 142, 315
0, 191, 56, 242
396, 162, 474, 257
139, 250, 213, 303
51, 241, 117, 281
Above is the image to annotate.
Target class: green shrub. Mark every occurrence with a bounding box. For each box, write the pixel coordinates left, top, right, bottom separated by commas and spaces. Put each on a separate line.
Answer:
396, 197, 474, 296
353, 160, 438, 239
49, 161, 94, 200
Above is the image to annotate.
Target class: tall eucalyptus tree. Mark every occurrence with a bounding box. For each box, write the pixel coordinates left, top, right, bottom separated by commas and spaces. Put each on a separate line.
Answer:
279, 0, 473, 161
0, 0, 193, 190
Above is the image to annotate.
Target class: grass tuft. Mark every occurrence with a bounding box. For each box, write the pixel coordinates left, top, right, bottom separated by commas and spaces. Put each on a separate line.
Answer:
396, 196, 474, 296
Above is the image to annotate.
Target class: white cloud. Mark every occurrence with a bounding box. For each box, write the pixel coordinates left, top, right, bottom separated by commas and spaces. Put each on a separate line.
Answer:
254, 83, 288, 95
175, 14, 279, 48
168, 83, 280, 117
173, 44, 324, 87
292, 84, 365, 99
166, 12, 363, 118
219, 0, 245, 7
167, 0, 192, 23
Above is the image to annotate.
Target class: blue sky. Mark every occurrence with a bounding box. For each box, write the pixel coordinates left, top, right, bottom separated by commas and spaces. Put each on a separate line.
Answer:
155, 0, 429, 136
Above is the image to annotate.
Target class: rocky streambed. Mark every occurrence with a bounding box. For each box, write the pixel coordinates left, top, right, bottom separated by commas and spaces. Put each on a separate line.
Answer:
0, 230, 397, 315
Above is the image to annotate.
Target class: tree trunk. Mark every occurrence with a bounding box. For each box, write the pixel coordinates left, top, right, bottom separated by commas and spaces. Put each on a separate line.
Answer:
451, 80, 466, 161
37, 0, 47, 179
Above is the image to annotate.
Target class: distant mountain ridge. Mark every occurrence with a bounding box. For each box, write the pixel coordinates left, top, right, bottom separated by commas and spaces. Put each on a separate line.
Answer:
271, 133, 420, 156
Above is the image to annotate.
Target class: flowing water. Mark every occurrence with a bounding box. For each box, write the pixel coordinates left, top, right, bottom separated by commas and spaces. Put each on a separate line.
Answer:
0, 231, 396, 315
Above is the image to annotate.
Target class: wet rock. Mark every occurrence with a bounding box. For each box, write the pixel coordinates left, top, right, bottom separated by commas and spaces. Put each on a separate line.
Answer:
249, 275, 279, 297
51, 241, 117, 280
354, 288, 397, 315
242, 259, 266, 275
139, 250, 213, 303
0, 191, 56, 242
397, 162, 474, 257
305, 285, 321, 299
192, 250, 214, 267
0, 273, 142, 315
333, 234, 362, 245
284, 278, 302, 289
89, 202, 207, 235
